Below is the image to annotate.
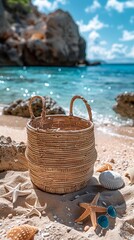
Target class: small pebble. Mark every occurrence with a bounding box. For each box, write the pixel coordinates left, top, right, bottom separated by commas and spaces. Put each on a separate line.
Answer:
84, 225, 90, 232
110, 158, 115, 163
14, 159, 18, 162
45, 224, 52, 229
103, 148, 106, 152
67, 227, 71, 233
43, 232, 50, 237
75, 195, 80, 199
116, 152, 120, 155
8, 214, 13, 219
102, 201, 107, 206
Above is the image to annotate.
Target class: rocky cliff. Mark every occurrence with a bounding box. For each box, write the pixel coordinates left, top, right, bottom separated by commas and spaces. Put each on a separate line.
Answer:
0, 6, 87, 66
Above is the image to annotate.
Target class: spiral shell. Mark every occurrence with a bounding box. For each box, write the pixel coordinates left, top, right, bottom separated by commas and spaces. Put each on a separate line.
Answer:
96, 163, 113, 172
99, 170, 124, 190
125, 167, 134, 185
7, 224, 38, 240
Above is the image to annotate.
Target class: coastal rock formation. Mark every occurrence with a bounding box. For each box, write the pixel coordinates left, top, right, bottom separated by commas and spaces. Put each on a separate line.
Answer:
23, 9, 86, 66
3, 96, 66, 117
113, 93, 134, 120
0, 136, 27, 171
0, 6, 87, 66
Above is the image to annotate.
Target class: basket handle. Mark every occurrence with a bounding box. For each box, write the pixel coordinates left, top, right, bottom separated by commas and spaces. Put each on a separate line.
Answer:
29, 95, 46, 120
69, 95, 92, 122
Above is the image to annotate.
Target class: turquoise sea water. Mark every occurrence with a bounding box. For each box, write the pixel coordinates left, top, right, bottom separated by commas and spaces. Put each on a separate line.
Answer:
0, 64, 134, 125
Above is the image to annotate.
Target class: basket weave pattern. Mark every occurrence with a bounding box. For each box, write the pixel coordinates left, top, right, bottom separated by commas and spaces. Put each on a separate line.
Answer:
26, 95, 97, 194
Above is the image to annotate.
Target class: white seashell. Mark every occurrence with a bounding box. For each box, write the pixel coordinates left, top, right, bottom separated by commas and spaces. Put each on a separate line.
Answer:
99, 170, 124, 190
125, 167, 134, 185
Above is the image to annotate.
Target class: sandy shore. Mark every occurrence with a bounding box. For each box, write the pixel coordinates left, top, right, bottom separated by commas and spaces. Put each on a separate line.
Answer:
0, 113, 134, 240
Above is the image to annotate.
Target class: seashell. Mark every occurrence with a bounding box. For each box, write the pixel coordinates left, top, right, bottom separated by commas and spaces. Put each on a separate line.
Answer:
96, 163, 113, 172
7, 224, 38, 240
125, 167, 134, 185
99, 170, 124, 190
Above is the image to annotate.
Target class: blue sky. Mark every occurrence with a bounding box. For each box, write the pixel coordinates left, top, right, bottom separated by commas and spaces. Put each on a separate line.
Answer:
33, 0, 134, 63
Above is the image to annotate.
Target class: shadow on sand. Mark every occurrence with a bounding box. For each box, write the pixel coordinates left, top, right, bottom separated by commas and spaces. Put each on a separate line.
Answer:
32, 176, 126, 236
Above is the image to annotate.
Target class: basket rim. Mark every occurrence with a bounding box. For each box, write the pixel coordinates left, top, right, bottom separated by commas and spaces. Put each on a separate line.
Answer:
27, 114, 94, 133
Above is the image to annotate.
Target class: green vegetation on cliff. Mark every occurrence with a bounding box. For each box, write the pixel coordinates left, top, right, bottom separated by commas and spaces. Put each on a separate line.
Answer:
7, 0, 30, 7
2, 0, 31, 13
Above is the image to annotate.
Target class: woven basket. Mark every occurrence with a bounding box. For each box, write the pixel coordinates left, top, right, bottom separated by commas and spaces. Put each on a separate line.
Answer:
26, 95, 97, 194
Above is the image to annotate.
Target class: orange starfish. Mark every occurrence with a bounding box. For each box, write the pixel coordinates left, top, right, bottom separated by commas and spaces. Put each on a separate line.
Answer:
75, 192, 107, 229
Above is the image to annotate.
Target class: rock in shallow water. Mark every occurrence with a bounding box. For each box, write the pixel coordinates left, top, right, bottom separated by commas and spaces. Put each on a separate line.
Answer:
113, 92, 134, 120
3, 96, 66, 117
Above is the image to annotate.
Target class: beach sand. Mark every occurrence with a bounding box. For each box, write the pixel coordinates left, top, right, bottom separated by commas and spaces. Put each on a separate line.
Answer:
0, 113, 134, 240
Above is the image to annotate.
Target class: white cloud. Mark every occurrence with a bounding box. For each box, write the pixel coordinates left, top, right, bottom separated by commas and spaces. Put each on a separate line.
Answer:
85, 0, 101, 13
77, 15, 108, 33
88, 31, 100, 44
33, 0, 67, 12
130, 16, 134, 24
111, 43, 127, 54
87, 42, 128, 60
120, 30, 134, 41
106, 0, 134, 13
100, 40, 107, 45
86, 30, 134, 62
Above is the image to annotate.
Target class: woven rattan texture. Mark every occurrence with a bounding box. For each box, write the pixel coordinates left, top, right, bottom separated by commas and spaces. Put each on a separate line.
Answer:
26, 95, 97, 194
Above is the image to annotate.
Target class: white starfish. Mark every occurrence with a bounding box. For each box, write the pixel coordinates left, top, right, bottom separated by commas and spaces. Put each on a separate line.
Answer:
25, 199, 47, 218
2, 183, 31, 203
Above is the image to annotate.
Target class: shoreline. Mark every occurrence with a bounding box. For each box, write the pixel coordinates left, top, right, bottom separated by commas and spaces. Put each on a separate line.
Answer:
0, 104, 133, 140
0, 113, 133, 169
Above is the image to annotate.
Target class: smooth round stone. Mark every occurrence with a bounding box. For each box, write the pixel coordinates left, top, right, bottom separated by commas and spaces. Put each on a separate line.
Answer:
99, 170, 124, 190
